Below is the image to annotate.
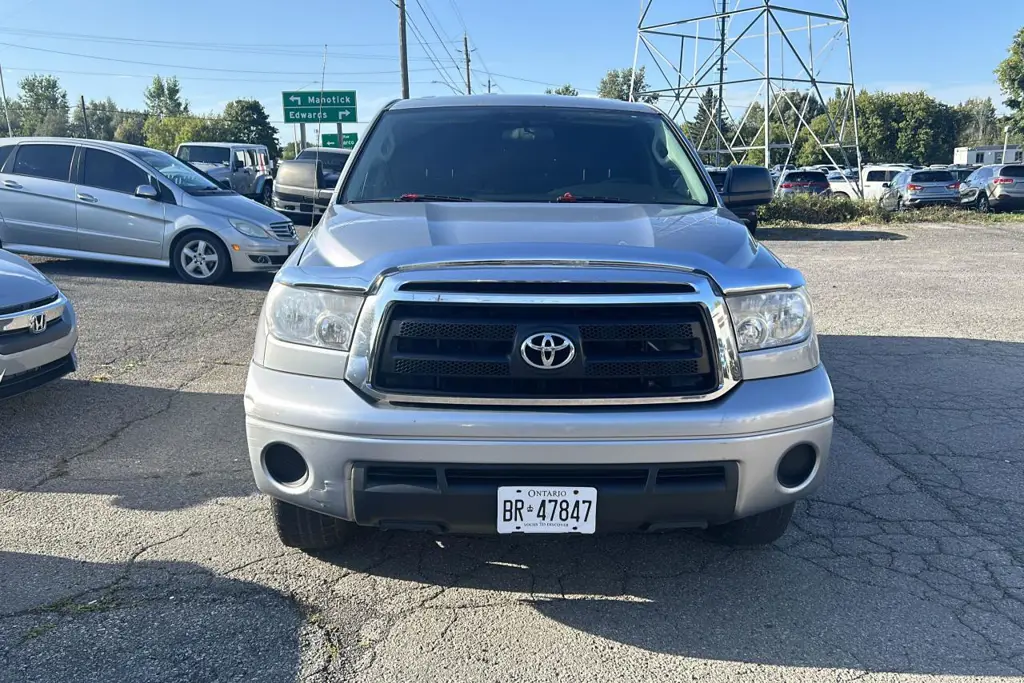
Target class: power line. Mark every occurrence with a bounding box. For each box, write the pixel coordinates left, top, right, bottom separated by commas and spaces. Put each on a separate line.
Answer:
447, 0, 499, 93
0, 27, 458, 54
414, 0, 463, 79
487, 71, 597, 92
0, 42, 441, 76
404, 11, 462, 93
0, 66, 434, 85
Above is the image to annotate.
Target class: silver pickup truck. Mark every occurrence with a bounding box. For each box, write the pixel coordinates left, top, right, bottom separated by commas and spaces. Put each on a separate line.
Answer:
244, 95, 834, 550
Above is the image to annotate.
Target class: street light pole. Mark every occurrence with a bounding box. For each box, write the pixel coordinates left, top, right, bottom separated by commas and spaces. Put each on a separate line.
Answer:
1003, 125, 1010, 164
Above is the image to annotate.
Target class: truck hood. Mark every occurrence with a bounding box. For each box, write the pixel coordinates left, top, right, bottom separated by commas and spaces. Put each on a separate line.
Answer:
181, 192, 291, 226
289, 203, 800, 293
0, 249, 59, 310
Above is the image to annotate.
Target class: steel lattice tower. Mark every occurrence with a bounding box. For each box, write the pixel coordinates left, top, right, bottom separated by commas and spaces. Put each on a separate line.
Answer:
631, 0, 861, 180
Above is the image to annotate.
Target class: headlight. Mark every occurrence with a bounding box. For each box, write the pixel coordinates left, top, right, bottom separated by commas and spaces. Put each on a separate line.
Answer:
229, 218, 272, 239
265, 284, 362, 351
727, 287, 812, 352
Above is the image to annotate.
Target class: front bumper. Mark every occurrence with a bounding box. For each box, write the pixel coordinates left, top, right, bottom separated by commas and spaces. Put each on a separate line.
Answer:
229, 239, 297, 272
244, 362, 834, 532
0, 304, 79, 400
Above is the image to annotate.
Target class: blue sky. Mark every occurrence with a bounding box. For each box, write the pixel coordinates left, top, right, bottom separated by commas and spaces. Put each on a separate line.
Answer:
0, 0, 1019, 145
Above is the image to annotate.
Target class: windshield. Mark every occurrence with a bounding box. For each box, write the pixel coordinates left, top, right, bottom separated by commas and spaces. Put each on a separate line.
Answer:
176, 145, 230, 165
128, 148, 225, 193
297, 149, 350, 175
341, 106, 711, 205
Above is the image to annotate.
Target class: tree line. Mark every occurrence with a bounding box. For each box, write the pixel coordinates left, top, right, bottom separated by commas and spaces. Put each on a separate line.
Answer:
0, 74, 280, 157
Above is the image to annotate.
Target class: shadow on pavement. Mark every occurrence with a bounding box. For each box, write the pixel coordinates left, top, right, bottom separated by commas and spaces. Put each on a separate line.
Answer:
29, 258, 274, 290
0, 378, 255, 511
0, 551, 303, 683
759, 226, 907, 241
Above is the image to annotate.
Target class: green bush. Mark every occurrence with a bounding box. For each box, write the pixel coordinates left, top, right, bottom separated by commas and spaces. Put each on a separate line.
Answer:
756, 193, 877, 225
757, 194, 1024, 226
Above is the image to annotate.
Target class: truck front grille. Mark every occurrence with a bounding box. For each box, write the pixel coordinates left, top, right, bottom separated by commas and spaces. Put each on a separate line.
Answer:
372, 301, 718, 400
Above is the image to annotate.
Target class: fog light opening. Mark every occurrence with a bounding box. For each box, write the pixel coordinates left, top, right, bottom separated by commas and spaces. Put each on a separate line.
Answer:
264, 444, 309, 487
777, 444, 817, 489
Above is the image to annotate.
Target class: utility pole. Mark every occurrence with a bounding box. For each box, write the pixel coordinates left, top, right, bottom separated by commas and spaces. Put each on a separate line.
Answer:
80, 96, 90, 139
487, 79, 492, 94
463, 33, 472, 95
398, 0, 410, 99
0, 64, 13, 136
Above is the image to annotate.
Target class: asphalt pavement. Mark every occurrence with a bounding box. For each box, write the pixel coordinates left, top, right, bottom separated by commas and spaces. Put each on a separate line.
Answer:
2, 222, 1024, 682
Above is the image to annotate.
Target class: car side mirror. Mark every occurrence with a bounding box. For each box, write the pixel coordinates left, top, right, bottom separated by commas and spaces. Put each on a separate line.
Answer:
720, 165, 774, 209
881, 182, 890, 189
135, 184, 159, 200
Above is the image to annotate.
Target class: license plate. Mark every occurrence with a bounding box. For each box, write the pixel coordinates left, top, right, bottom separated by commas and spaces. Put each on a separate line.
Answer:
497, 486, 597, 534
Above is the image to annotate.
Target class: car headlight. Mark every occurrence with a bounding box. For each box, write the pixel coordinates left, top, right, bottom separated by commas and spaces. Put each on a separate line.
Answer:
229, 218, 272, 239
727, 287, 813, 352
265, 283, 362, 351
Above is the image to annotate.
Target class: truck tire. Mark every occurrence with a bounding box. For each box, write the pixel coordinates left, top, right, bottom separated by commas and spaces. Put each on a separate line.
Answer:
273, 499, 354, 550
702, 503, 794, 546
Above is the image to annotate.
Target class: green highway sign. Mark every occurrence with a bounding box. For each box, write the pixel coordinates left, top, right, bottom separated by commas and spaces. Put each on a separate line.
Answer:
282, 90, 357, 123
321, 133, 358, 149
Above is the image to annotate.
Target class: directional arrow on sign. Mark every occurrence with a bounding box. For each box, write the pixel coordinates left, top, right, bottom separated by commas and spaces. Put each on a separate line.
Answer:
289, 95, 301, 105
338, 110, 351, 120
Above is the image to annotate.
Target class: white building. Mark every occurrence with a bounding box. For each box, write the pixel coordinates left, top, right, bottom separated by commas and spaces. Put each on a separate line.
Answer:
954, 145, 1023, 166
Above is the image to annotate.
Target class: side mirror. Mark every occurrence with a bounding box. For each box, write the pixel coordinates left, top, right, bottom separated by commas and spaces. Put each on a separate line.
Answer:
720, 165, 774, 209
881, 182, 890, 189
135, 184, 159, 200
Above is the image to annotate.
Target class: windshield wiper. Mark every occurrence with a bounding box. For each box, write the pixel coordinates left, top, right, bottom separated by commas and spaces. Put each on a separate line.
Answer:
552, 193, 631, 203
348, 194, 474, 203
397, 193, 473, 202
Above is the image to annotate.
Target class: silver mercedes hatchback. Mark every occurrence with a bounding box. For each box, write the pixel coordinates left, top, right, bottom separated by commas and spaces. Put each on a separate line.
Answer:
0, 138, 297, 284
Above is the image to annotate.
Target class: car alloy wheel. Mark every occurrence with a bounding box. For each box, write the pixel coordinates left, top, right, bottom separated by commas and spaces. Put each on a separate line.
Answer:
262, 184, 273, 206
977, 193, 990, 212
180, 238, 220, 280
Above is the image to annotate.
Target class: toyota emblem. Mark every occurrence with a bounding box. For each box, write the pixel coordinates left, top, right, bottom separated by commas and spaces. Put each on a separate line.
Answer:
27, 314, 47, 334
520, 332, 576, 370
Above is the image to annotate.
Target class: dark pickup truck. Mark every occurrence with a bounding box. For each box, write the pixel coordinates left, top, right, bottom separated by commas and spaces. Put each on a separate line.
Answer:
271, 159, 338, 232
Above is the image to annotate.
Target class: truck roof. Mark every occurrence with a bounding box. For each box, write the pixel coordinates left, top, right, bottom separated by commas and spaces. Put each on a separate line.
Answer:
388, 94, 658, 114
